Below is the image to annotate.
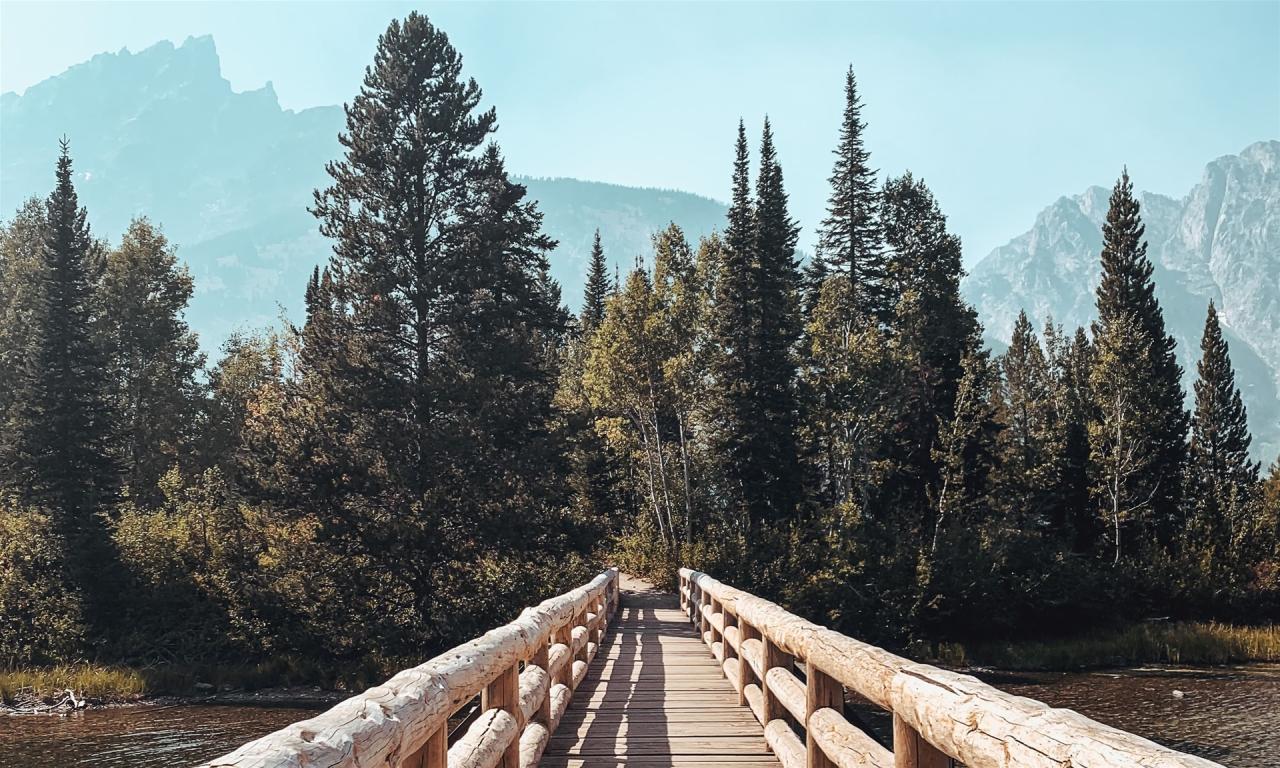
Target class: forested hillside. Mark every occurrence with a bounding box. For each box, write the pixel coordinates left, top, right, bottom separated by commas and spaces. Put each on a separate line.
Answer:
1, 12, 1277, 680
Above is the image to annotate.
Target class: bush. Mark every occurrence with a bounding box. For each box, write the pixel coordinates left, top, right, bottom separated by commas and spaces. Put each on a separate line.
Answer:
0, 499, 87, 665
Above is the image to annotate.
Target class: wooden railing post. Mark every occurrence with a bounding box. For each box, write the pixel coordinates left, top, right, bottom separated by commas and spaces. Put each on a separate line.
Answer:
553, 621, 572, 689
739, 620, 760, 706
482, 662, 521, 768
573, 608, 589, 675
700, 587, 710, 640
532, 639, 551, 725
399, 724, 446, 768
806, 664, 842, 768
893, 712, 952, 768
709, 596, 722, 659
723, 609, 741, 701
761, 635, 792, 725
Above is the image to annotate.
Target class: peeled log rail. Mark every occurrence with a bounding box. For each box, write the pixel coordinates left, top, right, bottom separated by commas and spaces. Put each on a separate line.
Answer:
679, 568, 1223, 768
197, 568, 619, 768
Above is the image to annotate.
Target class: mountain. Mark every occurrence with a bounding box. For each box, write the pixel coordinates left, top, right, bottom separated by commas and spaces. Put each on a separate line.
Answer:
0, 36, 727, 351
963, 141, 1280, 462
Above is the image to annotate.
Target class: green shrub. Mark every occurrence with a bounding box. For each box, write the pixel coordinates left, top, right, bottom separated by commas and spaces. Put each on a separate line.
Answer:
0, 499, 87, 665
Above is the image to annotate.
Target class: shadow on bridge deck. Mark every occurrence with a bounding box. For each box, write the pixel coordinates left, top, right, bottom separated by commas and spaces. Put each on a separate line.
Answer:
541, 576, 779, 768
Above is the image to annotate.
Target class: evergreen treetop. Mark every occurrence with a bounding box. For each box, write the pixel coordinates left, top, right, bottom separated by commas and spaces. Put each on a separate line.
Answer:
581, 229, 610, 333
811, 67, 888, 322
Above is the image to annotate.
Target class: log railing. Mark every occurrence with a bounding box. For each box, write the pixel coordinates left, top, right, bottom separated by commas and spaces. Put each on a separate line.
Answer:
198, 568, 620, 768
679, 567, 1224, 768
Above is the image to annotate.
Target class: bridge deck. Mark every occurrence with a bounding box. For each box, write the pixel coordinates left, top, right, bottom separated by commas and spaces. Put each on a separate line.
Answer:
541, 577, 780, 768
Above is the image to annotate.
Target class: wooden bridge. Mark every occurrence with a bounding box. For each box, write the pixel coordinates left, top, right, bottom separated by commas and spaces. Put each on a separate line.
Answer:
200, 568, 1223, 768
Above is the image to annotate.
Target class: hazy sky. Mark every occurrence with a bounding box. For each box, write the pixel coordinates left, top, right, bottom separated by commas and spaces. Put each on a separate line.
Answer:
3, 1, 1278, 264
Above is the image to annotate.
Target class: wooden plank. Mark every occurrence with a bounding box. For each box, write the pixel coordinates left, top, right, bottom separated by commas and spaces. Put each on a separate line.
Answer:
541, 578, 781, 768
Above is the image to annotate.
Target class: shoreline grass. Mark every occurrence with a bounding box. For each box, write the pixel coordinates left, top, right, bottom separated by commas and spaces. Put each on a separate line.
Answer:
0, 655, 389, 705
931, 621, 1280, 671
7, 623, 1279, 704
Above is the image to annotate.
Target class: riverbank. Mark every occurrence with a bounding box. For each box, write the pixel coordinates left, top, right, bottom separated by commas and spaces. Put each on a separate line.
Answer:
931, 621, 1280, 671
7, 621, 1279, 707
0, 656, 382, 708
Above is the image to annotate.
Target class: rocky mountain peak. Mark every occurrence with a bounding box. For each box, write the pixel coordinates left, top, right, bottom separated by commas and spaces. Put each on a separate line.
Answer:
963, 141, 1280, 461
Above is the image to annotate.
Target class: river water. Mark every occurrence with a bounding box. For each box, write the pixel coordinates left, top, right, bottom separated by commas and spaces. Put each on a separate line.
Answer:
1, 665, 1277, 766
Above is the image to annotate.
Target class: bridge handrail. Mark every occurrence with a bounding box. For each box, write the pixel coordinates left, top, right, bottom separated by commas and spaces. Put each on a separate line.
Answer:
198, 567, 620, 768
679, 567, 1223, 768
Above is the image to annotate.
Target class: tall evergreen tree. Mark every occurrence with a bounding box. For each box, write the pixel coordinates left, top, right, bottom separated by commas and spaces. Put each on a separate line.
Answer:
1186, 301, 1259, 565
709, 120, 761, 530
880, 173, 980, 517
2, 142, 116, 515
581, 229, 610, 333
1090, 169, 1188, 554
809, 67, 888, 321
0, 141, 118, 634
269, 13, 574, 653
996, 311, 1060, 532
1045, 323, 1097, 550
100, 218, 205, 505
749, 119, 803, 523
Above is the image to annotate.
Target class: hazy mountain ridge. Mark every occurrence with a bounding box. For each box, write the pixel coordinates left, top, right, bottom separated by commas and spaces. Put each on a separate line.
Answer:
1, 36, 727, 349
963, 141, 1280, 461
4, 36, 1276, 460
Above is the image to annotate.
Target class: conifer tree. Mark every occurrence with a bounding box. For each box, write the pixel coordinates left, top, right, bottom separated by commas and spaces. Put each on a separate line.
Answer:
0, 141, 118, 634
0, 200, 47, 437
100, 218, 205, 505
1045, 323, 1096, 549
750, 119, 803, 522
581, 229, 610, 333
1090, 170, 1188, 554
709, 121, 762, 529
809, 67, 888, 321
2, 142, 116, 516
996, 311, 1059, 531
1090, 314, 1162, 565
278, 13, 572, 653
1186, 301, 1259, 564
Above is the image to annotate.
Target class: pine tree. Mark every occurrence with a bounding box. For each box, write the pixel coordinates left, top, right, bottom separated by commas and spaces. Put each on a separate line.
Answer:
809, 67, 888, 322
0, 199, 47, 437
1, 140, 118, 634
282, 13, 572, 654
996, 311, 1059, 531
709, 120, 761, 529
1090, 313, 1163, 565
1186, 301, 1259, 566
880, 173, 980, 512
2, 141, 116, 515
1045, 323, 1096, 550
750, 119, 803, 523
100, 218, 205, 505
581, 229, 610, 333
1090, 169, 1188, 555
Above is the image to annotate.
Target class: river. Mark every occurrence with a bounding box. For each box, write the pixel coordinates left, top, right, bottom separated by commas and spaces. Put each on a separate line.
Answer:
1, 665, 1277, 766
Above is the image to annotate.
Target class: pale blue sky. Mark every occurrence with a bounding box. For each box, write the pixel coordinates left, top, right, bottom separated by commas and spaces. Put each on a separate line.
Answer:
3, 1, 1278, 264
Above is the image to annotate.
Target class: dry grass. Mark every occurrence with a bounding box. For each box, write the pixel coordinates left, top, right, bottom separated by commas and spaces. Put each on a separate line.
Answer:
0, 655, 388, 704
0, 665, 146, 702
934, 622, 1280, 671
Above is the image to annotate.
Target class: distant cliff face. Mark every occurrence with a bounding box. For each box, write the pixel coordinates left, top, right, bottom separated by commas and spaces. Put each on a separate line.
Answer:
1, 36, 726, 351
963, 141, 1280, 461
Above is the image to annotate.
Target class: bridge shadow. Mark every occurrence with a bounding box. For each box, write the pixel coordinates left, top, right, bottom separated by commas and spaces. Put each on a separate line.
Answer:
551, 581, 674, 767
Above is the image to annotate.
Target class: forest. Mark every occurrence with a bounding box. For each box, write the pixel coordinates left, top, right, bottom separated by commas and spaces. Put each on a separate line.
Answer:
1, 12, 1277, 687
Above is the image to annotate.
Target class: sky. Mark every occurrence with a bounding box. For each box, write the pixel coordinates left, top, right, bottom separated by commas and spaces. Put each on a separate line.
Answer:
3, 1, 1278, 265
